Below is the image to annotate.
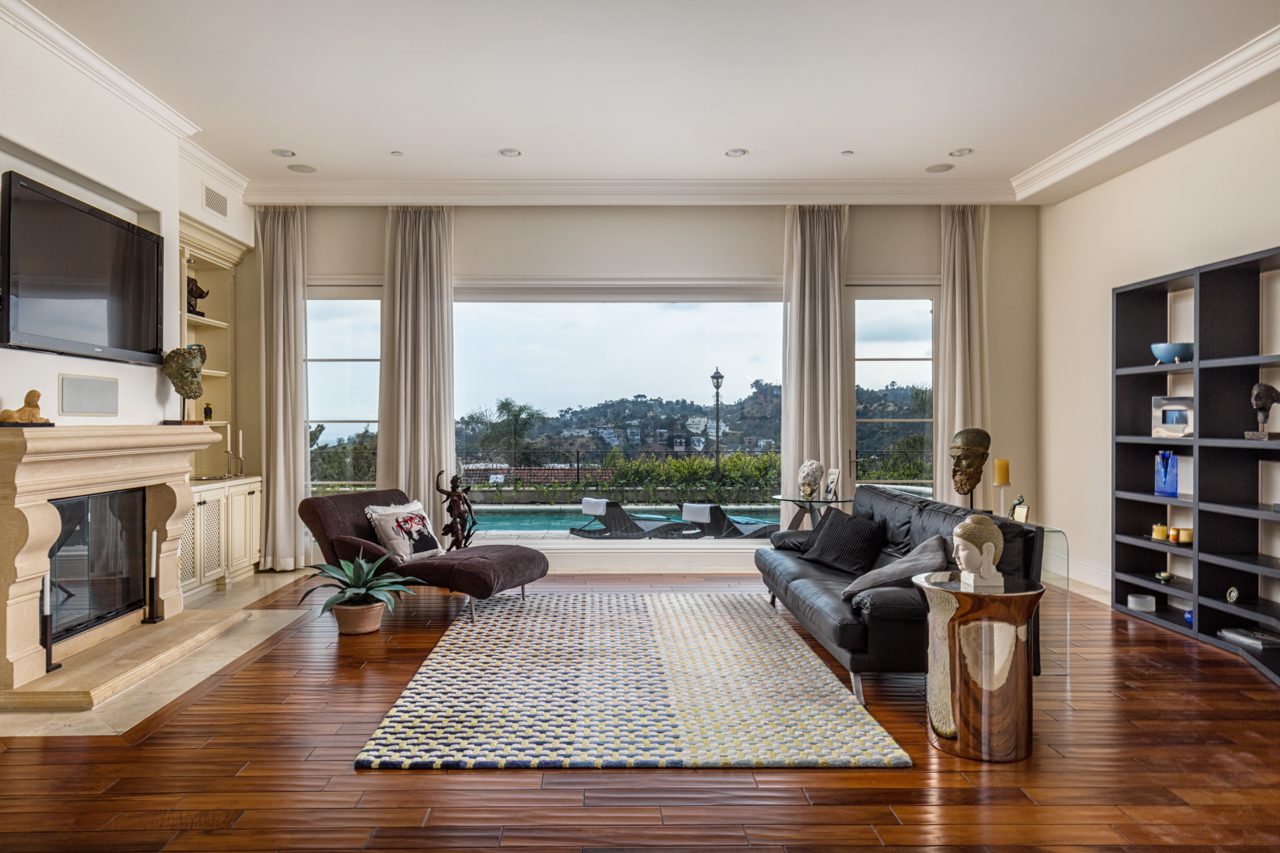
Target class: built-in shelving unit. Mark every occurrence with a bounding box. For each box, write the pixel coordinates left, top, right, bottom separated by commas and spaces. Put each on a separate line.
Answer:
1113, 245, 1280, 687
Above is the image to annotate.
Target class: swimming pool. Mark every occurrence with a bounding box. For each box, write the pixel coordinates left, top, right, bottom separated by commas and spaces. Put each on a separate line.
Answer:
472, 506, 780, 532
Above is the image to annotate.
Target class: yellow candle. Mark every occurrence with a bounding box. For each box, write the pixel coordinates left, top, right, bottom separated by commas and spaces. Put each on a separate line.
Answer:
993, 458, 1010, 487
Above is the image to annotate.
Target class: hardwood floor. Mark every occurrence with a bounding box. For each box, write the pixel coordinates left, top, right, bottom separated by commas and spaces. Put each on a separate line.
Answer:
1, 572, 1278, 851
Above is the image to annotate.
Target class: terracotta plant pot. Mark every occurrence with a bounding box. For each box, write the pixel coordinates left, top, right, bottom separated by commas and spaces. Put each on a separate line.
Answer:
332, 601, 386, 635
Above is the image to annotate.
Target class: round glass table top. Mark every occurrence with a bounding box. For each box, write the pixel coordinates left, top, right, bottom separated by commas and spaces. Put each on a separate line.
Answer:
912, 570, 1044, 597
772, 495, 854, 504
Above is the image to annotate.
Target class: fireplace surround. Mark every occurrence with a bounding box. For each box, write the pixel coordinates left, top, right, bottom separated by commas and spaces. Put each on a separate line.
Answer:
0, 425, 220, 689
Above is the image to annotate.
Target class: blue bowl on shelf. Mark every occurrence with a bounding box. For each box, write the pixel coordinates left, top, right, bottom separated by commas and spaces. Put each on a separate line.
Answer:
1151, 342, 1194, 364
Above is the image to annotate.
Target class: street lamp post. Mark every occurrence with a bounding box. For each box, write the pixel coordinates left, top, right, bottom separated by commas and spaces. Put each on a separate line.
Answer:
711, 367, 724, 480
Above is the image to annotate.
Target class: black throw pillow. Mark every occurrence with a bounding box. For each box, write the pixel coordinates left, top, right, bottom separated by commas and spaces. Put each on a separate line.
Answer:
841, 535, 948, 600
801, 509, 885, 575
770, 529, 812, 552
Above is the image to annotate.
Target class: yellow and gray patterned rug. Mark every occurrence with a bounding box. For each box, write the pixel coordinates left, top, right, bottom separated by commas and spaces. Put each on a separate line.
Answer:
355, 592, 911, 769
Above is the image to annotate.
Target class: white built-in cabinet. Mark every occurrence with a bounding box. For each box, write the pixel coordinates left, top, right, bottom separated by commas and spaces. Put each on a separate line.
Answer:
182, 475, 263, 596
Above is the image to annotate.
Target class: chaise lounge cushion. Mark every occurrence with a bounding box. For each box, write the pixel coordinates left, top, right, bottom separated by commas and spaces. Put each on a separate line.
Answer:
397, 545, 549, 599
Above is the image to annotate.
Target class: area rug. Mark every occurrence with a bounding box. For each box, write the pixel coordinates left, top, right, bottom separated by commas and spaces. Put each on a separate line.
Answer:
355, 592, 911, 769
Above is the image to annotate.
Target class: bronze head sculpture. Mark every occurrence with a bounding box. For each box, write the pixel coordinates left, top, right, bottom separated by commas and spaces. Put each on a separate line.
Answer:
949, 427, 991, 496
162, 344, 207, 401
1252, 383, 1280, 431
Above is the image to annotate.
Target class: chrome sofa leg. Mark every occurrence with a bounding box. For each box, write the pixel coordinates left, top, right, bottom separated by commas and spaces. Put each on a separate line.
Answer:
468, 596, 475, 623
850, 671, 865, 705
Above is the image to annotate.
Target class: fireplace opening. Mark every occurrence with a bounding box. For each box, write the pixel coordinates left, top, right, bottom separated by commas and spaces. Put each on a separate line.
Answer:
48, 488, 147, 644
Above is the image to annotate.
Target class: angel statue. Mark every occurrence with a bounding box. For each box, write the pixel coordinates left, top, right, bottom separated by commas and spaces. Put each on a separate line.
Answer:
435, 470, 478, 551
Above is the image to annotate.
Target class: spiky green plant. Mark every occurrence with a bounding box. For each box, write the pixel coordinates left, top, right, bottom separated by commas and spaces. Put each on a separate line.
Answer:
299, 553, 424, 613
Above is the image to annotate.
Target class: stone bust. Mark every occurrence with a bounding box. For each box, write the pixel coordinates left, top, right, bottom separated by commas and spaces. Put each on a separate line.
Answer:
949, 427, 991, 496
953, 513, 1004, 586
162, 344, 207, 401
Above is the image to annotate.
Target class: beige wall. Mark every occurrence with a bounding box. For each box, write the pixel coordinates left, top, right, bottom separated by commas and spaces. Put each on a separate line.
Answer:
1040, 98, 1280, 589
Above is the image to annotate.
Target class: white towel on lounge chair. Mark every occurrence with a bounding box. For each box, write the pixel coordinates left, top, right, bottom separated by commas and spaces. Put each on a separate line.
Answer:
581, 497, 608, 516
682, 503, 712, 524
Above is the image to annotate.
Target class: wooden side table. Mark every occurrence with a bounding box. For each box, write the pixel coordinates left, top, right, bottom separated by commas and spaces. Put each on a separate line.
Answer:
912, 570, 1045, 762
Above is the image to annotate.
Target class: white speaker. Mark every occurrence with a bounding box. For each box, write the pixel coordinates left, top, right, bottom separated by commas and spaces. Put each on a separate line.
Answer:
59, 374, 118, 416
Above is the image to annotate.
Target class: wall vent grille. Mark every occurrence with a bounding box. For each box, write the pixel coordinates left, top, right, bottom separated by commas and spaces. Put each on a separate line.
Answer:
202, 184, 229, 217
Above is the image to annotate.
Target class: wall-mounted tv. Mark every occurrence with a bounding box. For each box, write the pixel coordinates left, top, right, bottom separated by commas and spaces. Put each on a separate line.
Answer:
1, 172, 163, 365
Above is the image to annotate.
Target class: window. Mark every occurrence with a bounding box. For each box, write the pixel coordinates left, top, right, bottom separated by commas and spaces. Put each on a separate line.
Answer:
453, 301, 783, 534
305, 299, 380, 495
849, 293, 935, 492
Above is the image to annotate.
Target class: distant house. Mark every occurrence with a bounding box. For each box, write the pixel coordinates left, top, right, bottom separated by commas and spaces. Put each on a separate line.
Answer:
670, 434, 688, 451
656, 428, 669, 442
691, 435, 707, 452
626, 428, 641, 444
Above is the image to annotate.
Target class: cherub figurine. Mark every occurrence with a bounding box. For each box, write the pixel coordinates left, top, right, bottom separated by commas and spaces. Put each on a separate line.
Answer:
434, 470, 477, 551
0, 389, 51, 424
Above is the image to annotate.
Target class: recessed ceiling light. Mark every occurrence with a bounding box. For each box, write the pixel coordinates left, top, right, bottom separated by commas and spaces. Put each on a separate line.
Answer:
949, 147, 974, 158
840, 150, 856, 157
925, 163, 954, 173
724, 148, 749, 158
389, 150, 404, 157
287, 164, 317, 173
498, 148, 522, 158
270, 148, 296, 158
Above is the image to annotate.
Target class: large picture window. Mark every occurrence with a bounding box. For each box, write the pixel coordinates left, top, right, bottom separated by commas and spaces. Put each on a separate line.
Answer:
305, 299, 380, 495
849, 292, 936, 492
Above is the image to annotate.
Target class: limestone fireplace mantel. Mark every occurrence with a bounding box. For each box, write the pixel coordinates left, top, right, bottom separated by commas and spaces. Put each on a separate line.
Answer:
0, 425, 220, 689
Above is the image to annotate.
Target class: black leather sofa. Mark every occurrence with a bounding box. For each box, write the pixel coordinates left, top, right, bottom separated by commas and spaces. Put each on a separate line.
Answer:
755, 485, 1044, 702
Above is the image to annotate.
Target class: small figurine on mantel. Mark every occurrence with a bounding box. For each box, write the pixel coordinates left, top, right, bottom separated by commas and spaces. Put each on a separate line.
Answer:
435, 470, 477, 551
186, 275, 209, 317
0, 389, 52, 426
1246, 382, 1280, 440
953, 513, 1005, 590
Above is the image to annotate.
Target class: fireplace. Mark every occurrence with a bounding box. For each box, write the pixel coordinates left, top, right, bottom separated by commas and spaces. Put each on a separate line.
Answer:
47, 489, 147, 644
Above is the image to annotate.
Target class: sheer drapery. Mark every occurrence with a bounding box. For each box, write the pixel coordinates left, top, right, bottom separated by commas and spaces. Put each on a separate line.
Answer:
936, 205, 991, 507
781, 205, 848, 518
376, 206, 456, 530
256, 206, 308, 570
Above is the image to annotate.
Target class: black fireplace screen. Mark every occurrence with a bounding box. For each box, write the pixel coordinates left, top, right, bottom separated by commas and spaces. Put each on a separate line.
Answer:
48, 488, 146, 643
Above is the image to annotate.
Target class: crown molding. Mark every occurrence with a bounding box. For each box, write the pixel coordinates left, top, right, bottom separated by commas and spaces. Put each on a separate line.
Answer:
244, 178, 1015, 206
179, 213, 250, 268
1012, 24, 1280, 201
0, 0, 199, 139
453, 274, 781, 302
179, 139, 249, 195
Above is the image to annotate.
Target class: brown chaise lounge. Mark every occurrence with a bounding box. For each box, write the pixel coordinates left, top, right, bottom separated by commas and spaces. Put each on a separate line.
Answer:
298, 488, 549, 621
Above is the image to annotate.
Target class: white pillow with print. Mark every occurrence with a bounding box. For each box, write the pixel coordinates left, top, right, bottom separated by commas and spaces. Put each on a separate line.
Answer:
364, 500, 444, 561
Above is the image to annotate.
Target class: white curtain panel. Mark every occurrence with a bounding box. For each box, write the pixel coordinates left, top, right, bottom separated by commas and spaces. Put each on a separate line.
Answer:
781, 205, 848, 515
256, 206, 308, 571
377, 206, 456, 531
936, 205, 991, 508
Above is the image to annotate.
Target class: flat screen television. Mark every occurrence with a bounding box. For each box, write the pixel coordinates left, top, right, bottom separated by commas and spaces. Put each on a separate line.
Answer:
1, 171, 163, 365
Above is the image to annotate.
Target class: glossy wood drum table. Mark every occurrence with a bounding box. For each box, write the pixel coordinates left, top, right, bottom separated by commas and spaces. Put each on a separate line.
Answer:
912, 570, 1045, 762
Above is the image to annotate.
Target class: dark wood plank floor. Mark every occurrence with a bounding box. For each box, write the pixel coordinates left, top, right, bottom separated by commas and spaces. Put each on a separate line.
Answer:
1, 572, 1278, 852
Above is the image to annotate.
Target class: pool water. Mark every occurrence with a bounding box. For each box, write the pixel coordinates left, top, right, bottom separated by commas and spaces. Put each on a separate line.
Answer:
473, 506, 780, 532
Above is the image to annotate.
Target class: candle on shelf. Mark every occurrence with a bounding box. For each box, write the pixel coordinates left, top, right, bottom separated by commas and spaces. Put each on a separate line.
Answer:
150, 529, 158, 579
226, 428, 232, 452
42, 574, 50, 616
993, 458, 1011, 487
238, 429, 244, 458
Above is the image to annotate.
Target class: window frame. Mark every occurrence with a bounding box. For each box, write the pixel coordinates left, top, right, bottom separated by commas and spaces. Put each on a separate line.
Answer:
843, 284, 939, 492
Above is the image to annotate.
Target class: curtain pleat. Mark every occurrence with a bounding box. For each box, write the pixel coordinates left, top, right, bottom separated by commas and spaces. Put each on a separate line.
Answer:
781, 205, 848, 519
256, 206, 308, 571
936, 205, 991, 507
376, 206, 456, 532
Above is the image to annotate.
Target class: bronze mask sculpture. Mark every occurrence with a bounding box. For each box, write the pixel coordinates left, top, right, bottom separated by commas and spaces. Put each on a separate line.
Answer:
949, 427, 991, 496
1249, 382, 1280, 438
162, 344, 207, 402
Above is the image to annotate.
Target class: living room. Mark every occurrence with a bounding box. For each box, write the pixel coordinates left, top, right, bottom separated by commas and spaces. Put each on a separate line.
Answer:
2, 1, 1280, 850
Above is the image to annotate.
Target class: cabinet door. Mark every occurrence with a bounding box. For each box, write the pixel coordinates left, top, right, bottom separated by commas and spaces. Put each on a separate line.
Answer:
179, 504, 199, 591
197, 492, 226, 581
228, 487, 250, 569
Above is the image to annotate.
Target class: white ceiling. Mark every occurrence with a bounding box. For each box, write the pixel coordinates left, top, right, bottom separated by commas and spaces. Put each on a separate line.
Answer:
26, 0, 1280, 202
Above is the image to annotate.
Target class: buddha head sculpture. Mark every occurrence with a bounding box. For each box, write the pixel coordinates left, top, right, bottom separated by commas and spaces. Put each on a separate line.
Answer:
949, 427, 991, 496
952, 513, 1003, 581
162, 344, 207, 401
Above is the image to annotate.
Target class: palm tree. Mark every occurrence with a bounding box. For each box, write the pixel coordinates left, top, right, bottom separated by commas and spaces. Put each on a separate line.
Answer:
479, 398, 546, 466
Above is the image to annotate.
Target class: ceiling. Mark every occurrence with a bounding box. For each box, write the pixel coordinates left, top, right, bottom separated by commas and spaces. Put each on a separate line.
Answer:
26, 0, 1280, 203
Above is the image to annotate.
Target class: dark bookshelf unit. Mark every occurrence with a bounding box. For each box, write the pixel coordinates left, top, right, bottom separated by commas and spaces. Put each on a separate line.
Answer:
1113, 246, 1280, 687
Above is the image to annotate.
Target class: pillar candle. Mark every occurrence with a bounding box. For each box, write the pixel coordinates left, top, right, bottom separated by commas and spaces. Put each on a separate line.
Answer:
226, 428, 232, 451
238, 429, 244, 458
993, 458, 1010, 487
42, 574, 50, 616
150, 529, 158, 579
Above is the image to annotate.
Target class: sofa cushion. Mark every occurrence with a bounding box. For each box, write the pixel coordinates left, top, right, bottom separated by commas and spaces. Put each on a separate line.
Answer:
841, 535, 947, 599
852, 486, 918, 560
908, 503, 1035, 578
802, 510, 885, 575
770, 529, 812, 552
756, 549, 867, 651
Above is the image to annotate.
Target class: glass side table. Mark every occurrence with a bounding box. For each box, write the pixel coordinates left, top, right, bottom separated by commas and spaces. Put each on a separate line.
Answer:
772, 494, 854, 530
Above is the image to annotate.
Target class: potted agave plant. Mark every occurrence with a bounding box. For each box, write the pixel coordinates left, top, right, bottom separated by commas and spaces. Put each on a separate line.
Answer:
300, 553, 424, 635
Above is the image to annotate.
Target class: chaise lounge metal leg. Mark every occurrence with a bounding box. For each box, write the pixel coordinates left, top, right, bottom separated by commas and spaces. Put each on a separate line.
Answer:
850, 671, 865, 705
520, 584, 526, 600
468, 596, 475, 623
769, 593, 776, 608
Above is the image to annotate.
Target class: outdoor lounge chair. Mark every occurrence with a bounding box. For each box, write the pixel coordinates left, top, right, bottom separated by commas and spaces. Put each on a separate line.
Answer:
682, 503, 780, 539
570, 498, 692, 540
